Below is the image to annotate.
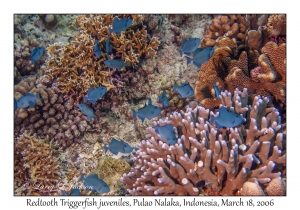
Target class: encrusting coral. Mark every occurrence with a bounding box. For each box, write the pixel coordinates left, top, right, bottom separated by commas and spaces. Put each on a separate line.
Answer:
44, 14, 159, 100
120, 88, 286, 195
14, 132, 63, 195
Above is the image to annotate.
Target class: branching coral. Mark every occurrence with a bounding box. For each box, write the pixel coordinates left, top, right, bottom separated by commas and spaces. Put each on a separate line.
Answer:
120, 88, 286, 196
14, 76, 109, 148
14, 38, 46, 76
195, 37, 286, 110
14, 132, 62, 195
44, 14, 159, 100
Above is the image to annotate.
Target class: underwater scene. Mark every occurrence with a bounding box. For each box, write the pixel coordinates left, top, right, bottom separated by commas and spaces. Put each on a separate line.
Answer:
14, 14, 286, 196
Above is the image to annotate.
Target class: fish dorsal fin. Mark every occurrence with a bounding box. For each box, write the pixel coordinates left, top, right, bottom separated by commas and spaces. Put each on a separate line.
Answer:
23, 93, 33, 97
194, 48, 203, 57
110, 138, 118, 145
87, 174, 99, 180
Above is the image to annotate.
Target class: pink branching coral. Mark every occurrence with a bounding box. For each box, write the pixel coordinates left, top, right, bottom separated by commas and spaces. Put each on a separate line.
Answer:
120, 88, 286, 195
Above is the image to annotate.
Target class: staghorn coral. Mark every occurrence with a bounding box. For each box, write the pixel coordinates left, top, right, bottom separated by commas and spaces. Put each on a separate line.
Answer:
44, 14, 159, 100
120, 88, 286, 196
14, 132, 63, 195
195, 37, 286, 110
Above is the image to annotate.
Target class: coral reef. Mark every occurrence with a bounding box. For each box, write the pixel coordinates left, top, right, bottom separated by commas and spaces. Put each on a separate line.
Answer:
94, 157, 131, 194
14, 76, 110, 148
195, 36, 286, 110
201, 14, 271, 49
14, 132, 63, 195
120, 88, 286, 195
44, 14, 159, 100
14, 38, 46, 76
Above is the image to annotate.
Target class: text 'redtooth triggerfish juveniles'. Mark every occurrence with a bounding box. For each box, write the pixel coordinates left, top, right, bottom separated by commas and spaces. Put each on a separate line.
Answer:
79, 174, 110, 194
178, 38, 200, 57
186, 46, 214, 68
155, 124, 177, 145
94, 40, 101, 59
103, 138, 133, 155
158, 90, 169, 108
30, 47, 44, 65
213, 82, 221, 99
83, 86, 107, 105
16, 93, 39, 108
78, 104, 96, 120
210, 106, 243, 128
172, 83, 194, 98
104, 59, 126, 71
106, 37, 112, 54
132, 98, 161, 122
109, 18, 133, 35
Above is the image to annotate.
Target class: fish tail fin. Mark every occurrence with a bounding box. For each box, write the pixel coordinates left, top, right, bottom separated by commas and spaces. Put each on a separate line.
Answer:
103, 146, 109, 152
186, 56, 192, 65
172, 83, 177, 92
210, 115, 216, 124
83, 96, 88, 103
178, 50, 183, 57
132, 109, 137, 118
79, 175, 85, 182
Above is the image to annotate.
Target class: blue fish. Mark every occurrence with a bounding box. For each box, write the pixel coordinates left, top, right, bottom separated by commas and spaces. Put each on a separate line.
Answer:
210, 106, 243, 128
132, 98, 161, 122
14, 98, 17, 112
78, 104, 96, 120
109, 18, 133, 35
106, 37, 112, 54
103, 138, 133, 155
79, 174, 110, 194
178, 38, 200, 57
94, 40, 101, 58
186, 47, 214, 67
104, 59, 126, 71
158, 90, 168, 108
16, 93, 39, 108
31, 47, 44, 65
213, 82, 221, 99
155, 124, 177, 145
172, 83, 194, 98
62, 188, 82, 196
83, 86, 107, 105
